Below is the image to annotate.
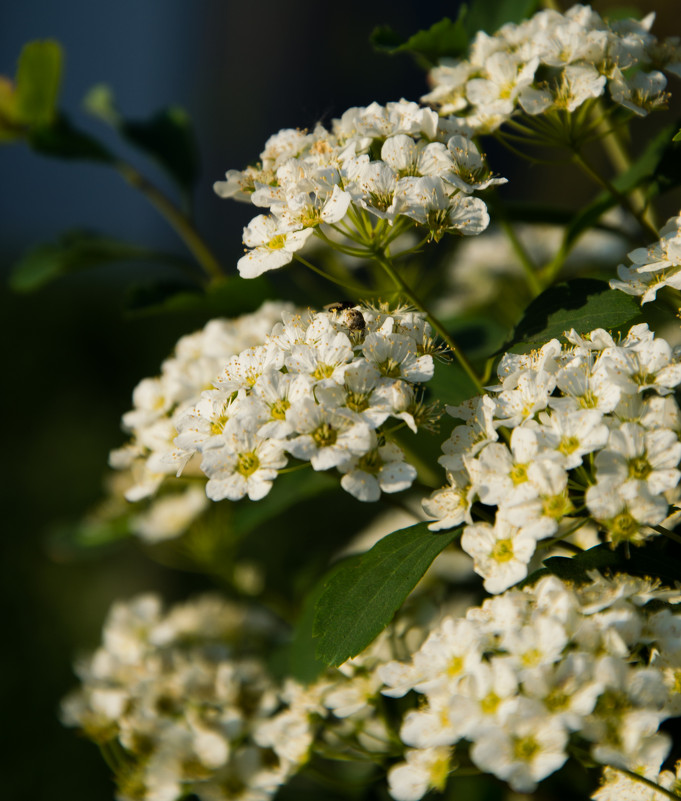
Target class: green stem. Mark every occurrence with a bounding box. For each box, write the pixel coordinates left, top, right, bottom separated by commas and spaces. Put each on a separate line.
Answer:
571, 150, 659, 240
116, 161, 224, 283
652, 524, 681, 546
293, 254, 369, 295
373, 251, 483, 393
346, 203, 373, 241
592, 109, 659, 232
499, 217, 543, 296
382, 217, 416, 248
277, 462, 312, 475
314, 227, 372, 258
606, 765, 681, 801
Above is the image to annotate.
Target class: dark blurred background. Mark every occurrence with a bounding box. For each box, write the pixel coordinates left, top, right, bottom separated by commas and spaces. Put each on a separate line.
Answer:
1, 1, 678, 798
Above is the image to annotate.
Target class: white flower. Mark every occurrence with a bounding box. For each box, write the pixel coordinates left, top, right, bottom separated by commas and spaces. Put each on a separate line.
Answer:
339, 440, 417, 502
470, 703, 569, 792
285, 399, 372, 471
238, 215, 315, 278
422, 471, 474, 531
586, 474, 669, 544
461, 518, 541, 593
594, 423, 681, 496
387, 747, 452, 801
394, 176, 489, 239
201, 419, 287, 501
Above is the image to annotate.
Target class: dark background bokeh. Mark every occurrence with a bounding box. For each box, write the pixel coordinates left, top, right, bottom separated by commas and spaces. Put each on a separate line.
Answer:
1, 1, 678, 799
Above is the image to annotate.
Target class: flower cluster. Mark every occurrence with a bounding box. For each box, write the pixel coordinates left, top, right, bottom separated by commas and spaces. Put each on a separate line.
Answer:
380, 572, 681, 800
61, 594, 293, 801
424, 322, 681, 592
423, 4, 681, 135
172, 302, 439, 503
61, 589, 440, 801
111, 301, 293, 505
214, 99, 500, 278
611, 212, 681, 303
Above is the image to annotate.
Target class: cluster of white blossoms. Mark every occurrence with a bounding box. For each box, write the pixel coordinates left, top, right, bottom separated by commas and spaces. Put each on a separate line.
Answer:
60, 594, 293, 801
172, 302, 439, 504
380, 572, 681, 800
107, 301, 293, 540
611, 212, 681, 304
214, 99, 502, 278
61, 589, 443, 801
422, 4, 681, 135
423, 322, 681, 593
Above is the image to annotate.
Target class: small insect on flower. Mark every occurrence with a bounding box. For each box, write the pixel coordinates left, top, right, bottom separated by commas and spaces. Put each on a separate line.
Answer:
325, 301, 366, 331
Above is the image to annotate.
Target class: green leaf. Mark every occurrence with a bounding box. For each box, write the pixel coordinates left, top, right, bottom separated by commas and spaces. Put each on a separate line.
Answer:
527, 541, 681, 587
371, 2, 540, 65
371, 12, 469, 65
10, 230, 180, 292
124, 273, 275, 317
123, 107, 199, 197
231, 469, 337, 539
48, 516, 132, 561
287, 568, 341, 683
673, 129, 681, 144
464, 0, 540, 36
14, 40, 62, 126
28, 113, 113, 162
314, 522, 461, 667
505, 278, 641, 353
84, 85, 199, 198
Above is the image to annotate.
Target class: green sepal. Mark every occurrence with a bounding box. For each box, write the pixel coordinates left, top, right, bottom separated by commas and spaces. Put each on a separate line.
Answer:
313, 522, 462, 667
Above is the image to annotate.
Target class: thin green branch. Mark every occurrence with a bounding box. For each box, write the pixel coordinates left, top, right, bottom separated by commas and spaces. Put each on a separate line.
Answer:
293, 254, 369, 295
571, 150, 659, 240
314, 227, 373, 258
590, 106, 660, 233
498, 217, 543, 297
116, 161, 224, 283
373, 251, 483, 393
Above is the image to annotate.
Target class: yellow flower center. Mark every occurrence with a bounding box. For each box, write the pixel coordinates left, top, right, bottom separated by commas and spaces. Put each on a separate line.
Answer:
491, 538, 515, 562
237, 452, 260, 477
